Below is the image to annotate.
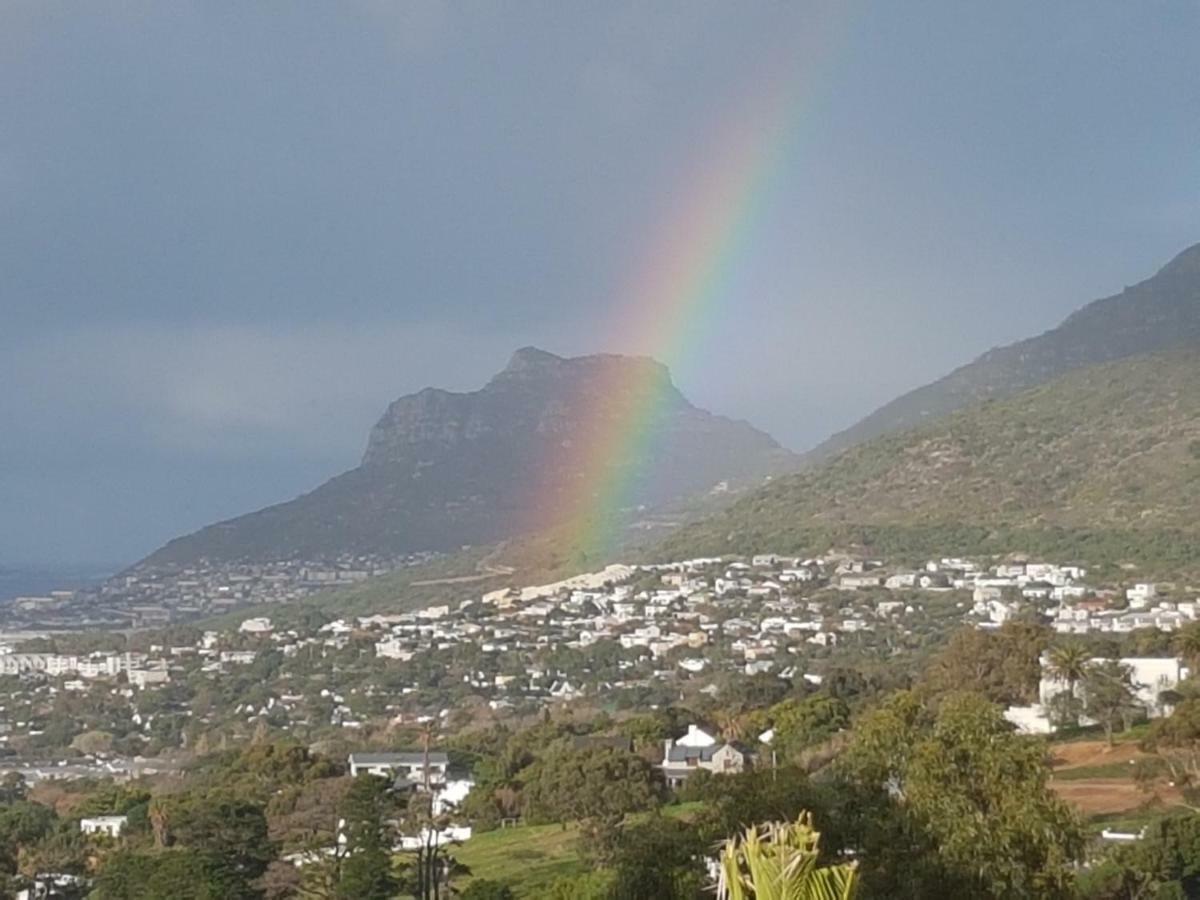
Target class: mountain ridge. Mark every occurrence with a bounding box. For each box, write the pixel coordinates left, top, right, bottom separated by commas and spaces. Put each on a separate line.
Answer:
805, 242, 1200, 461
139, 348, 797, 567
656, 348, 1200, 573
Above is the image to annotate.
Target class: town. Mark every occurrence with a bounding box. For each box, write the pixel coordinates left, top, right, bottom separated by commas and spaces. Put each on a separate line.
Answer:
0, 550, 1192, 765
0, 553, 439, 630
0, 548, 1196, 897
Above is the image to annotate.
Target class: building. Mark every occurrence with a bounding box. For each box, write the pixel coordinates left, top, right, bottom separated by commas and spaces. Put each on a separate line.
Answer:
660, 725, 747, 787
347, 752, 449, 785
80, 815, 128, 838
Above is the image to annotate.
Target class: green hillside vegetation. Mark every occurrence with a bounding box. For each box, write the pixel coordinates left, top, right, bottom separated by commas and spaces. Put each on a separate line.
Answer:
657, 350, 1200, 574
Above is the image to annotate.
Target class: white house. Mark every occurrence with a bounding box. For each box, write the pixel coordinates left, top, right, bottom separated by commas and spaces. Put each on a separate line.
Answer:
661, 725, 746, 787
80, 816, 128, 838
128, 668, 170, 689
1039, 656, 1189, 718
1010, 654, 1193, 734
239, 617, 274, 634
348, 752, 449, 785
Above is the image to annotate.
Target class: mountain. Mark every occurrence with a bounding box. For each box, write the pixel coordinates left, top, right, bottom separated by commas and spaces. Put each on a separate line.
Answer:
141, 348, 797, 566
656, 349, 1200, 571
807, 242, 1200, 461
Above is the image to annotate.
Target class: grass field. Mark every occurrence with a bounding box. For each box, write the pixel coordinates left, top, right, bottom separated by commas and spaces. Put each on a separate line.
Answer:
452, 821, 585, 897
449, 803, 705, 897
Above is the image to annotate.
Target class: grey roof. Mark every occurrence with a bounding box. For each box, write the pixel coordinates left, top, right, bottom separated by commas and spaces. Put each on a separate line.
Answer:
664, 743, 746, 764
666, 744, 718, 763
349, 752, 449, 766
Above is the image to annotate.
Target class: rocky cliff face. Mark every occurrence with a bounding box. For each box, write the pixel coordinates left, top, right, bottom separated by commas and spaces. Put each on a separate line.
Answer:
806, 242, 1200, 462
141, 348, 797, 565
361, 348, 688, 465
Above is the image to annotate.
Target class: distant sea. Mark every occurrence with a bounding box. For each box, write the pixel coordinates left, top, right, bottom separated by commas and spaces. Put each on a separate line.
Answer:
0, 565, 118, 603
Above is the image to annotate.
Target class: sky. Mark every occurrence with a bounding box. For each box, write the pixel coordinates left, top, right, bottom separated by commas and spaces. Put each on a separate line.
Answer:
2, 1, 1198, 566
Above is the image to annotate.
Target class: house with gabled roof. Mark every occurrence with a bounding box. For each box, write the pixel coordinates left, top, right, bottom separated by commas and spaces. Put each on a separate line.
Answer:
660, 724, 747, 788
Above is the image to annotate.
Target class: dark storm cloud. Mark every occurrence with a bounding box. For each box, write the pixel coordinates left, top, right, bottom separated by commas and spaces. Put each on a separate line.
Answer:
1, 1, 1198, 562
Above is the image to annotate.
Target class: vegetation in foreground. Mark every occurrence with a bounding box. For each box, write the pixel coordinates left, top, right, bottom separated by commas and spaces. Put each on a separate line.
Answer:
3, 618, 1200, 898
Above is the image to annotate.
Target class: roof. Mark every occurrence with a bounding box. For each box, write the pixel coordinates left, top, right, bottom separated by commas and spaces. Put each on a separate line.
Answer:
665, 743, 743, 764
349, 752, 449, 766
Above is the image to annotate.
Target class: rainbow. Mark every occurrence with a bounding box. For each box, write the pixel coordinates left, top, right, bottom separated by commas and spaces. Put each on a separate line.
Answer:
540, 26, 847, 563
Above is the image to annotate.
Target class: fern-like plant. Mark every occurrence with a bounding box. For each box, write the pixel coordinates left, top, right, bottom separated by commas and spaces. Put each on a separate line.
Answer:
715, 812, 858, 900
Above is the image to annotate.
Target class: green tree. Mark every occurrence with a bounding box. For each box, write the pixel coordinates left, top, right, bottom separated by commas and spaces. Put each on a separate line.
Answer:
766, 694, 850, 761
1139, 698, 1200, 804
1045, 643, 1091, 726
522, 747, 663, 831
0, 801, 57, 876
1045, 690, 1085, 732
95, 850, 233, 900
693, 767, 835, 849
923, 623, 1049, 705
336, 775, 398, 900
607, 816, 706, 900
715, 812, 857, 900
1081, 814, 1200, 899
1174, 622, 1200, 673
838, 691, 1083, 898
1081, 660, 1142, 747
167, 793, 274, 897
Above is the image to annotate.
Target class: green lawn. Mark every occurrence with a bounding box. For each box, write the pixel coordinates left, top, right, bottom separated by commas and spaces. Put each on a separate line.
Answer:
452, 822, 585, 897
449, 803, 706, 896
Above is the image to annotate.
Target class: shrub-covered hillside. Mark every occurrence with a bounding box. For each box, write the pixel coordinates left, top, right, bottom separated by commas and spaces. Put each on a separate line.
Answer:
656, 350, 1200, 572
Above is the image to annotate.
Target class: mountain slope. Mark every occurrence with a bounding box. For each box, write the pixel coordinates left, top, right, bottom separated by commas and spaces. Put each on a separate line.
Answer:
807, 242, 1200, 461
141, 348, 797, 565
657, 349, 1200, 568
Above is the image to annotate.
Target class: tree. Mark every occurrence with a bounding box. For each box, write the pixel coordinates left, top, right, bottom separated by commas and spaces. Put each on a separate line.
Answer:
1045, 643, 1091, 727
1081, 660, 1142, 747
0, 801, 57, 876
0, 773, 27, 804
336, 775, 398, 900
71, 729, 115, 755
1140, 698, 1200, 806
167, 793, 274, 898
522, 747, 663, 832
1082, 814, 1200, 899
1045, 690, 1084, 732
838, 691, 1083, 898
1174, 622, 1200, 672
766, 694, 850, 761
95, 850, 234, 900
607, 816, 706, 900
923, 623, 1049, 705
715, 812, 858, 900
692, 767, 836, 849
18, 826, 88, 885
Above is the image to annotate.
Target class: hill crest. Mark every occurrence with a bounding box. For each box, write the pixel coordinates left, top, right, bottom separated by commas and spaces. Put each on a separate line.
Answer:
806, 242, 1200, 461
141, 348, 797, 567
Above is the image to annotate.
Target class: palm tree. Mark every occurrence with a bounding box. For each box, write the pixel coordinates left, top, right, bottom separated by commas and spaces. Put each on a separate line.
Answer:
716, 710, 748, 744
1046, 643, 1091, 702
1174, 622, 1200, 673
148, 797, 171, 848
716, 812, 858, 900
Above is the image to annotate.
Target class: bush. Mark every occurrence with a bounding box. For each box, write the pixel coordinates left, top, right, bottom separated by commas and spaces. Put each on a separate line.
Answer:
459, 879, 516, 900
